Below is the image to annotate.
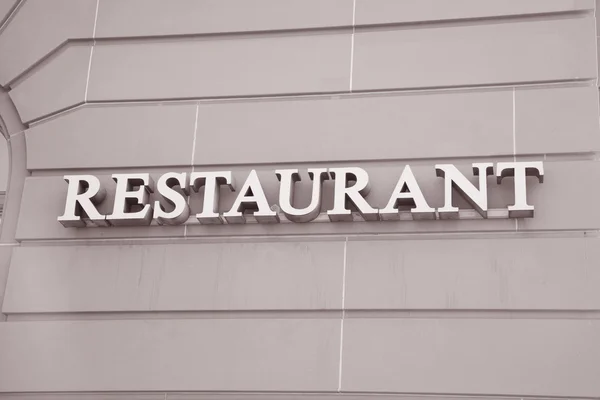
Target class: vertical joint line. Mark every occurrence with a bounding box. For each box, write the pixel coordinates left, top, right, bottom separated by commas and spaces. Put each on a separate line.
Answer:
348, 0, 356, 92
191, 104, 199, 171
185, 105, 199, 238
595, 3, 600, 132
341, 236, 347, 315
512, 88, 518, 232
84, 45, 95, 102
84, 0, 100, 102
92, 0, 99, 38
595, 3, 599, 88
512, 87, 516, 162
337, 237, 348, 392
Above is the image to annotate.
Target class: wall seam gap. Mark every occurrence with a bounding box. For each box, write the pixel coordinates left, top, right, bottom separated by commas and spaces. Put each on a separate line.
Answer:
337, 236, 348, 392
596, 0, 600, 140
596, 0, 600, 163
512, 87, 518, 232
595, 4, 599, 88
184, 104, 200, 238
597, 54, 600, 151
18, 229, 596, 246
83, 46, 95, 102
191, 104, 199, 171
0, 0, 25, 35
348, 0, 356, 92
84, 0, 100, 102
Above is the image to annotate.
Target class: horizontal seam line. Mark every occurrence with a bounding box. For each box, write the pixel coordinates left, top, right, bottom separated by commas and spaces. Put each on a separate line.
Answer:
0, 391, 594, 399
14, 230, 600, 246
6, 311, 600, 322
6, 309, 600, 314
24, 152, 600, 175
25, 78, 596, 126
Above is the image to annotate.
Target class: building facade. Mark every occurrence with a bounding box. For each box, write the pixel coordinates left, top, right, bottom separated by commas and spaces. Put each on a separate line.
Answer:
0, 0, 600, 399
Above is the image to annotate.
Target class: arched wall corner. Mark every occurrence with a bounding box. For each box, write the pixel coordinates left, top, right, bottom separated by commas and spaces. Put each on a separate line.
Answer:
0, 86, 28, 321
0, 86, 28, 243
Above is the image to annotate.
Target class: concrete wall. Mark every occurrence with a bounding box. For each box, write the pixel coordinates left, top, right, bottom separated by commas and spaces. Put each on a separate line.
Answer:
0, 1, 599, 399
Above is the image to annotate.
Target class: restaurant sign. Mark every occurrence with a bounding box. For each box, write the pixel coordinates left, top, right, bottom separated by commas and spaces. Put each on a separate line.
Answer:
58, 161, 544, 227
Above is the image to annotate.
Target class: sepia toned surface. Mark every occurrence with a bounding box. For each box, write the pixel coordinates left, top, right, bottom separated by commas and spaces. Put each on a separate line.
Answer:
0, 1, 599, 399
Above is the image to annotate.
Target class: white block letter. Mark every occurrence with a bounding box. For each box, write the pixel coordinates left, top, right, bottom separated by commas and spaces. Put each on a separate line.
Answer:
379, 165, 435, 220
275, 168, 329, 223
327, 167, 378, 221
190, 171, 235, 224
223, 170, 278, 224
58, 175, 107, 227
153, 172, 190, 226
496, 161, 544, 218
107, 174, 154, 226
436, 163, 493, 218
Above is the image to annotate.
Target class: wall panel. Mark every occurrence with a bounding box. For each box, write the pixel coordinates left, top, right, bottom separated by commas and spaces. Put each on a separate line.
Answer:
353, 16, 596, 91
3, 241, 344, 313
0, 318, 340, 392
87, 33, 351, 102
515, 85, 600, 154
518, 160, 600, 230
95, 0, 353, 38
193, 89, 513, 165
355, 0, 594, 25
345, 237, 600, 310
26, 104, 197, 170
342, 318, 600, 397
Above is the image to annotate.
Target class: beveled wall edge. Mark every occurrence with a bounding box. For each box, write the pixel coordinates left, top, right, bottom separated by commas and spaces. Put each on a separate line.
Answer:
0, 87, 28, 243
0, 87, 27, 321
